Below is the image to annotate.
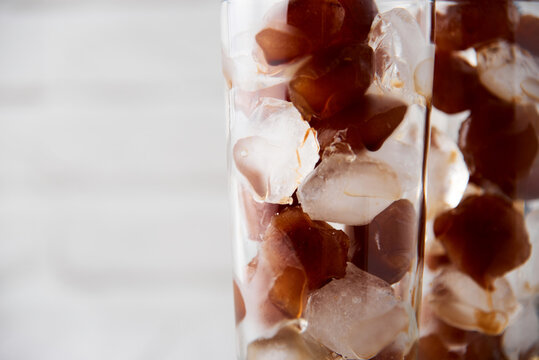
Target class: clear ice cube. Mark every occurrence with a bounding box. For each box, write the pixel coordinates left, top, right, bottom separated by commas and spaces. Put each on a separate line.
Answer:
427, 126, 469, 219
477, 41, 539, 104
368, 8, 431, 104
247, 324, 340, 360
506, 209, 539, 299
502, 300, 539, 360
427, 266, 519, 335
298, 126, 421, 225
233, 98, 319, 204
305, 263, 410, 359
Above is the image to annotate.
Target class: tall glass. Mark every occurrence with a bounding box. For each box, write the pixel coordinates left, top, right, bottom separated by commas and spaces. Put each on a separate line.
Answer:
222, 0, 434, 358
420, 1, 539, 358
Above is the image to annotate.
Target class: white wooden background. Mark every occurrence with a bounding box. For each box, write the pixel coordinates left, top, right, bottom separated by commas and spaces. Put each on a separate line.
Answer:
0, 0, 235, 359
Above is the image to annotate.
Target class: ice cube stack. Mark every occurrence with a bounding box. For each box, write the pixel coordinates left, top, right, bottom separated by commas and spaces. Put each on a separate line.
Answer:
224, 0, 433, 358
423, 2, 539, 359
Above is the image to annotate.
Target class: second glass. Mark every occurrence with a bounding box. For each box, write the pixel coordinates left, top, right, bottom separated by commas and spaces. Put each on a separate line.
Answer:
222, 0, 434, 358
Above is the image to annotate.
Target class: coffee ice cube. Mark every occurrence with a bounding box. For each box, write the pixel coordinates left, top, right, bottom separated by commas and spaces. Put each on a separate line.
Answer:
463, 333, 507, 360
459, 97, 539, 198
289, 43, 374, 120
433, 194, 531, 290
298, 130, 421, 225
348, 199, 416, 284
256, 27, 311, 66
516, 15, 539, 58
305, 263, 410, 359
368, 8, 431, 104
286, 0, 346, 50
233, 98, 319, 204
416, 335, 462, 360
427, 266, 519, 335
255, 0, 378, 66
261, 206, 350, 317
477, 41, 539, 104
287, 0, 378, 50
427, 127, 469, 219
434, 2, 518, 52
310, 94, 408, 152
432, 50, 479, 114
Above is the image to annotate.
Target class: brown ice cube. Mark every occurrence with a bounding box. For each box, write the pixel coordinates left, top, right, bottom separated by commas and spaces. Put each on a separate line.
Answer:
348, 199, 416, 284
268, 266, 307, 318
262, 206, 349, 316
287, 0, 346, 50
434, 1, 518, 52
516, 15, 539, 58
337, 0, 379, 43
371, 346, 410, 360
256, 27, 311, 66
459, 94, 539, 198
233, 280, 246, 325
417, 335, 463, 360
432, 50, 478, 114
255, 0, 378, 67
463, 333, 506, 360
289, 43, 374, 120
433, 194, 531, 289
287, 0, 378, 49
311, 94, 408, 152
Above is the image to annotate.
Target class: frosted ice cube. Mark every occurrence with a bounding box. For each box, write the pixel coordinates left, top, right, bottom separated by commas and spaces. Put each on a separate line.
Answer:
506, 209, 539, 299
238, 185, 279, 241
247, 324, 338, 360
477, 41, 539, 104
368, 8, 431, 104
426, 127, 469, 219
502, 300, 539, 360
427, 266, 519, 335
233, 98, 319, 204
305, 263, 410, 359
298, 126, 421, 225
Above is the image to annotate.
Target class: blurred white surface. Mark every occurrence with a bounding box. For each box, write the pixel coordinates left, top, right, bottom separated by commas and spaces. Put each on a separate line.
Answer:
0, 0, 234, 359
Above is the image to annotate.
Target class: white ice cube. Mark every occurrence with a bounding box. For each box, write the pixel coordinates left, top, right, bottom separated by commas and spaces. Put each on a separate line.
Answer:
502, 300, 539, 360
298, 124, 421, 225
427, 266, 519, 335
305, 263, 410, 359
507, 209, 539, 299
426, 127, 469, 219
233, 98, 319, 204
247, 325, 339, 360
368, 8, 432, 104
477, 41, 539, 104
